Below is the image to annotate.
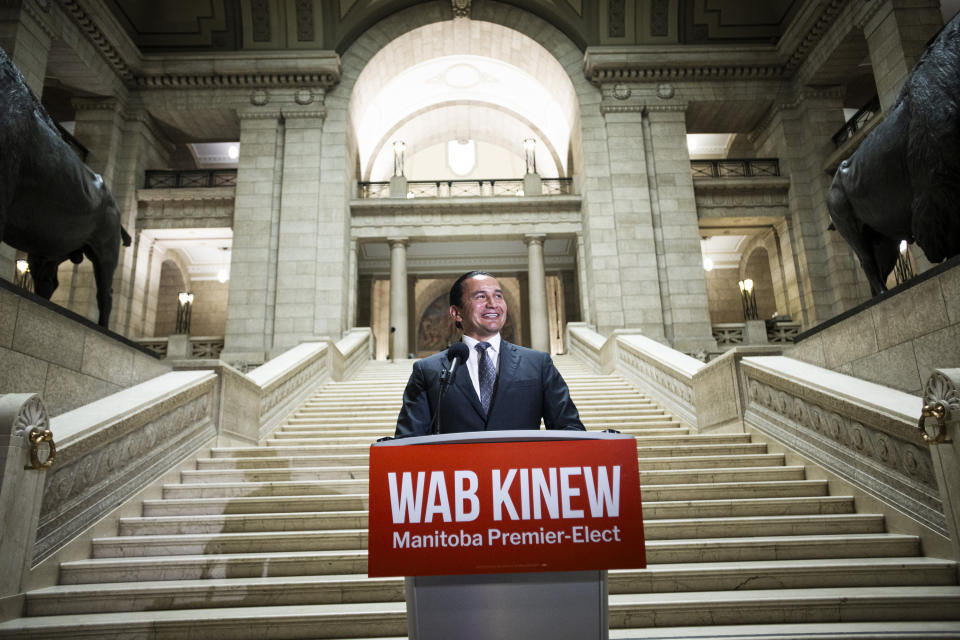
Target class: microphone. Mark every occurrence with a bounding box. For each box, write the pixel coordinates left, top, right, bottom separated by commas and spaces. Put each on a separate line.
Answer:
445, 342, 470, 384
431, 342, 471, 435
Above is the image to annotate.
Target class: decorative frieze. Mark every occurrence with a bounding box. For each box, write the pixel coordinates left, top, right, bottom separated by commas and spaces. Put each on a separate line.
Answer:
743, 370, 945, 536
36, 374, 217, 561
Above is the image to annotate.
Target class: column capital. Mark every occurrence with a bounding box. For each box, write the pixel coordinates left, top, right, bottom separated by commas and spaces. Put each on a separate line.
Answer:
523, 233, 546, 246
387, 237, 410, 248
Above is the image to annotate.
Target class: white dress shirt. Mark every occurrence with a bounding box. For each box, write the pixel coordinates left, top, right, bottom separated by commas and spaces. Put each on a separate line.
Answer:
461, 334, 501, 402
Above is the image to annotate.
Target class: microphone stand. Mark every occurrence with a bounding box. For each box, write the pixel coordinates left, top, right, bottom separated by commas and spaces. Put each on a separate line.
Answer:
430, 368, 452, 435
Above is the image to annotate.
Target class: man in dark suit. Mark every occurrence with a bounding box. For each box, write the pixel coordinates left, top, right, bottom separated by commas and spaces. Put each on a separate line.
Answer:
394, 271, 585, 437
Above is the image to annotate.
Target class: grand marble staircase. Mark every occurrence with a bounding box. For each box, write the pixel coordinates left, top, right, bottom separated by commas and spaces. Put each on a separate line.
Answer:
2, 356, 959, 639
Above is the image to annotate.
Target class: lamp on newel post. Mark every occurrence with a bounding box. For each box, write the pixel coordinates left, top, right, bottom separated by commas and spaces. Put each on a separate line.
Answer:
175, 291, 194, 334
14, 259, 32, 291
738, 278, 758, 321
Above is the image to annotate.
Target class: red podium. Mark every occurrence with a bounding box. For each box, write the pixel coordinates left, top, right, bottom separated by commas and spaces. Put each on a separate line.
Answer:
369, 430, 645, 640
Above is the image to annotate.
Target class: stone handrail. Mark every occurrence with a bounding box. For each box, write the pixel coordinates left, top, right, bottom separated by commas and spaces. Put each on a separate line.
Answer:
37, 370, 219, 563
566, 323, 702, 428
0, 329, 376, 610
565, 324, 951, 555
739, 355, 945, 543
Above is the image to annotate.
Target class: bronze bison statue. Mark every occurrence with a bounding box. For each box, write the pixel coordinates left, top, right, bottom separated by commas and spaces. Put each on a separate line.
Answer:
1, 46, 130, 328
827, 12, 960, 295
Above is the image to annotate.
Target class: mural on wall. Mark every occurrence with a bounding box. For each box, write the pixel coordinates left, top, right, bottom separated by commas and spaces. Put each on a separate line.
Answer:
416, 293, 516, 354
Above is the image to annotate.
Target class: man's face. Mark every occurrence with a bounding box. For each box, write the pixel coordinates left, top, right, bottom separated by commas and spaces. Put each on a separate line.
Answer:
450, 275, 507, 340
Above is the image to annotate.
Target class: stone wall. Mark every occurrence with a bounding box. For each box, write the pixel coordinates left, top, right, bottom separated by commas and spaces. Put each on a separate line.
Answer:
0, 281, 170, 416
788, 258, 960, 395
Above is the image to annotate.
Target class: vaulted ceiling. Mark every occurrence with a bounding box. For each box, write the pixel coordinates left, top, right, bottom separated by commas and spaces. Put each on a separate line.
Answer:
101, 0, 803, 55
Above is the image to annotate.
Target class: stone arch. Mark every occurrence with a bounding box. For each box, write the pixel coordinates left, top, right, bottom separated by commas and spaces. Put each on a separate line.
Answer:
336, 1, 593, 186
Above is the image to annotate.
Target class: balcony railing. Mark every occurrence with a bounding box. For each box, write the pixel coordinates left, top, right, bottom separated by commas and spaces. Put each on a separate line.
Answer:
357, 178, 573, 199
690, 158, 781, 179
134, 336, 225, 359
144, 169, 238, 188
831, 96, 881, 148
712, 321, 801, 349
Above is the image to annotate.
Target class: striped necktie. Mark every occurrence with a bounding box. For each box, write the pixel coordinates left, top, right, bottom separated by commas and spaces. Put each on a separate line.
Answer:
475, 341, 495, 414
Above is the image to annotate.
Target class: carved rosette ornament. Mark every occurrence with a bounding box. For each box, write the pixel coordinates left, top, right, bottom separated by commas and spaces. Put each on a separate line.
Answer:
452, 0, 471, 18
613, 83, 631, 100
294, 89, 314, 105
918, 369, 960, 444
250, 89, 270, 106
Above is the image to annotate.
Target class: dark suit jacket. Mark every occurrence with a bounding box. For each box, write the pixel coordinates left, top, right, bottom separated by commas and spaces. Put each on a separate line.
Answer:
394, 340, 585, 438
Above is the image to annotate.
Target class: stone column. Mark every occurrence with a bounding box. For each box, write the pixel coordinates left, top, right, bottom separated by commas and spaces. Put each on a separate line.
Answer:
389, 237, 410, 359
525, 234, 550, 353
589, 105, 661, 337
270, 107, 326, 356
752, 89, 861, 326
222, 108, 283, 366
859, 0, 943, 111
0, 1, 53, 282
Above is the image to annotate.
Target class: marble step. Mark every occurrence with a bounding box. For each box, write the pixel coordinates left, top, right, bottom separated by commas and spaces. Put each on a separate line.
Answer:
260, 432, 747, 448
0, 602, 408, 640
642, 479, 830, 501
162, 479, 371, 499
606, 586, 960, 628
180, 466, 370, 483
636, 442, 769, 457
182, 461, 804, 483
143, 494, 370, 517
27, 558, 957, 616
642, 495, 854, 518
197, 454, 369, 470
609, 622, 960, 640
59, 533, 923, 584
91, 530, 369, 557
192, 451, 778, 472
114, 512, 882, 539
162, 476, 828, 501
638, 465, 805, 485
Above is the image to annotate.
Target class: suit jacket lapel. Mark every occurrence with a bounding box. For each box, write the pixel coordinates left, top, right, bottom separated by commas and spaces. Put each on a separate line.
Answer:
449, 348, 486, 421
487, 340, 519, 423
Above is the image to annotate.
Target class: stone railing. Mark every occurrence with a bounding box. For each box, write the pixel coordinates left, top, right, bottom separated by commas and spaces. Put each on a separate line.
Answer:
564, 324, 953, 556
144, 169, 238, 188
133, 336, 225, 359
0, 329, 375, 606
690, 158, 780, 179
740, 356, 945, 541
567, 323, 702, 428
712, 322, 802, 349
357, 177, 573, 199
37, 370, 218, 563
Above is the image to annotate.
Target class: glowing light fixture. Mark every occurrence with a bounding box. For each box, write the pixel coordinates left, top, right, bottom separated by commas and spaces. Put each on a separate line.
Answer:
227, 144, 239, 160
217, 269, 229, 283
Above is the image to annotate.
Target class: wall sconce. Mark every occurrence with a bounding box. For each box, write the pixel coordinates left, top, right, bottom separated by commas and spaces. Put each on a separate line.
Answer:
175, 291, 194, 334
523, 137, 537, 175
393, 140, 406, 177
738, 278, 758, 321
15, 259, 32, 291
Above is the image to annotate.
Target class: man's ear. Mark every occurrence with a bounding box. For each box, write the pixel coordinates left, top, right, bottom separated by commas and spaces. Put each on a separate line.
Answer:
449, 305, 461, 322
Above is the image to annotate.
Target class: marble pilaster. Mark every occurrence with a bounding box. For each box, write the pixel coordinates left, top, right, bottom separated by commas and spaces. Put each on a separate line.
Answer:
525, 234, 550, 352
388, 237, 410, 359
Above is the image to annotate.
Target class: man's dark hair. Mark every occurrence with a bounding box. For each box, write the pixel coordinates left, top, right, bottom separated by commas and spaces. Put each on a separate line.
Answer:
449, 270, 494, 308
